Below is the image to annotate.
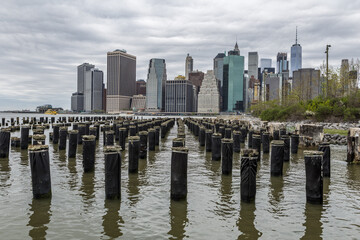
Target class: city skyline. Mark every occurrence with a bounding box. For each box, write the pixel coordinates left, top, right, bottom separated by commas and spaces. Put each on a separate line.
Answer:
0, 0, 359, 110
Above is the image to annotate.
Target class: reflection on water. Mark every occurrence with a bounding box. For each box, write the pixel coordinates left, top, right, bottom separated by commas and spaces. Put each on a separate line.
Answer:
301, 203, 323, 240
127, 173, 140, 206
0, 158, 11, 188
168, 200, 188, 240
237, 202, 261, 239
20, 149, 28, 166
269, 176, 285, 216
102, 200, 123, 239
28, 198, 52, 240
80, 171, 95, 209
216, 174, 236, 218
67, 158, 78, 190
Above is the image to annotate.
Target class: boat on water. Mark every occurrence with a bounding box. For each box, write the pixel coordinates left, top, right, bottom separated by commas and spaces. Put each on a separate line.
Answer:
44, 109, 58, 115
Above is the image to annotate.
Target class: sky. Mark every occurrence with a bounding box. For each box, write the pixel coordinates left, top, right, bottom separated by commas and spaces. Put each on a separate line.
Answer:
0, 0, 359, 111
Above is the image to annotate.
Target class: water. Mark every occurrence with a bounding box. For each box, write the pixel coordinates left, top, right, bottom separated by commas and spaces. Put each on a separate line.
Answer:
0, 114, 360, 239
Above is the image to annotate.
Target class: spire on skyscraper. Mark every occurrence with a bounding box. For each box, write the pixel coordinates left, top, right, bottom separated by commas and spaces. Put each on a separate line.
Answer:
295, 26, 298, 44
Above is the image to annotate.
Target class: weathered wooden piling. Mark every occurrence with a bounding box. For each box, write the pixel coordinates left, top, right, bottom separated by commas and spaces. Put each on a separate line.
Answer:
262, 132, 270, 153
173, 138, 185, 147
58, 127, 67, 150
304, 151, 323, 204
233, 131, 241, 153
68, 130, 78, 158
33, 134, 46, 145
318, 143, 330, 177
270, 140, 284, 176
199, 126, 206, 146
119, 128, 127, 151
154, 126, 160, 146
77, 124, 86, 145
171, 147, 188, 200
105, 131, 114, 146
128, 136, 140, 173
20, 125, 30, 150
222, 138, 233, 175
52, 124, 60, 144
290, 134, 299, 154
248, 130, 254, 148
281, 135, 290, 162
240, 149, 258, 202
29, 145, 51, 199
212, 133, 222, 161
252, 134, 261, 161
139, 131, 148, 159
205, 129, 213, 152
104, 145, 122, 199
148, 128, 156, 151
82, 135, 96, 172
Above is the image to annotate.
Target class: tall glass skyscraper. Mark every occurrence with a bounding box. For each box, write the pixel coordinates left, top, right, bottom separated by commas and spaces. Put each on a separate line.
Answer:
277, 52, 289, 74
222, 43, 245, 112
290, 28, 302, 77
146, 58, 167, 110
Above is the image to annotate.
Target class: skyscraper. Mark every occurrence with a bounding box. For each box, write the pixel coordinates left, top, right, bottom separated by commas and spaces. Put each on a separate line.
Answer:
84, 68, 104, 112
277, 53, 289, 74
146, 58, 167, 110
165, 79, 194, 112
106, 49, 136, 113
185, 54, 193, 80
223, 43, 245, 112
77, 63, 94, 94
290, 27, 302, 77
260, 58, 272, 72
214, 53, 226, 86
248, 52, 259, 79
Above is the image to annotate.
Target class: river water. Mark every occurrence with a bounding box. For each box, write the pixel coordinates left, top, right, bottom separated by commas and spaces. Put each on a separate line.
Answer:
0, 114, 359, 239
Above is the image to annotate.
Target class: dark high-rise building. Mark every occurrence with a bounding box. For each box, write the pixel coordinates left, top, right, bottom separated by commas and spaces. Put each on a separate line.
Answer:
185, 54, 193, 80
292, 68, 321, 101
146, 59, 166, 110
188, 70, 204, 93
277, 52, 289, 74
107, 49, 136, 112
136, 79, 147, 95
248, 52, 259, 79
222, 42, 245, 112
165, 80, 194, 112
71, 92, 84, 112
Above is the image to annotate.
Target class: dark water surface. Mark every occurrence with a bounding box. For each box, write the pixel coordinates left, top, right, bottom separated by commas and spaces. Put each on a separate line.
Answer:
0, 116, 359, 239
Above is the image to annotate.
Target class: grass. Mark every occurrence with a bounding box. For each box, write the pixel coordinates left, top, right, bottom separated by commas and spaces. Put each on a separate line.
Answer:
324, 128, 348, 136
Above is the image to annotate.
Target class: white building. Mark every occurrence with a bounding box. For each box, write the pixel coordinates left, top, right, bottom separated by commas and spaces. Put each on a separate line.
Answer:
197, 70, 220, 113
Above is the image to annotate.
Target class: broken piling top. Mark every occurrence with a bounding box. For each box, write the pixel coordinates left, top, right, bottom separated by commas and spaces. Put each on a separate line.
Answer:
212, 133, 222, 137
1, 128, 11, 132
296, 124, 324, 142
104, 145, 122, 153
221, 138, 233, 143
128, 136, 140, 143
139, 131, 148, 136
241, 149, 258, 157
349, 128, 360, 137
303, 150, 323, 157
105, 130, 115, 135
33, 134, 46, 140
29, 144, 49, 152
171, 147, 189, 153
271, 140, 285, 146
82, 135, 96, 141
68, 130, 79, 134
60, 126, 68, 131
268, 122, 285, 135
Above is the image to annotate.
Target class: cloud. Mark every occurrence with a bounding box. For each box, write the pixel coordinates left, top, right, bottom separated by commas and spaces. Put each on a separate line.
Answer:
0, 0, 359, 110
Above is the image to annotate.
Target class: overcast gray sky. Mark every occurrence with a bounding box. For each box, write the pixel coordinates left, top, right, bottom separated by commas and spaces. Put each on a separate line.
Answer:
0, 0, 359, 110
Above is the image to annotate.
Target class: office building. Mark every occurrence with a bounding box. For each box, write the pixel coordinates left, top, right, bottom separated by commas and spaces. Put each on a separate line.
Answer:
222, 43, 245, 112
260, 58, 272, 72
107, 49, 136, 113
290, 28, 302, 77
84, 68, 104, 112
185, 54, 193, 80
248, 52, 259, 79
198, 70, 220, 113
277, 53, 289, 74
165, 79, 194, 112
146, 59, 167, 110
77, 63, 95, 94
136, 79, 146, 95
71, 92, 84, 112
131, 95, 146, 111
189, 70, 204, 93
214, 53, 226, 86
292, 68, 321, 101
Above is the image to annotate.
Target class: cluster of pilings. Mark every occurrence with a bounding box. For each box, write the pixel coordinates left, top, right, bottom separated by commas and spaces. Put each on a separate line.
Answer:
184, 117, 331, 204
0, 115, 342, 204
0, 116, 175, 199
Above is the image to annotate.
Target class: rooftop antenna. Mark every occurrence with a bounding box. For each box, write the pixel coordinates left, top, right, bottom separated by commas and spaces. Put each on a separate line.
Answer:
296, 26, 298, 44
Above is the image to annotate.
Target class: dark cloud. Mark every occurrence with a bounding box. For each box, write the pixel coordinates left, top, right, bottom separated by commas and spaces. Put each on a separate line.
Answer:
0, 0, 359, 110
